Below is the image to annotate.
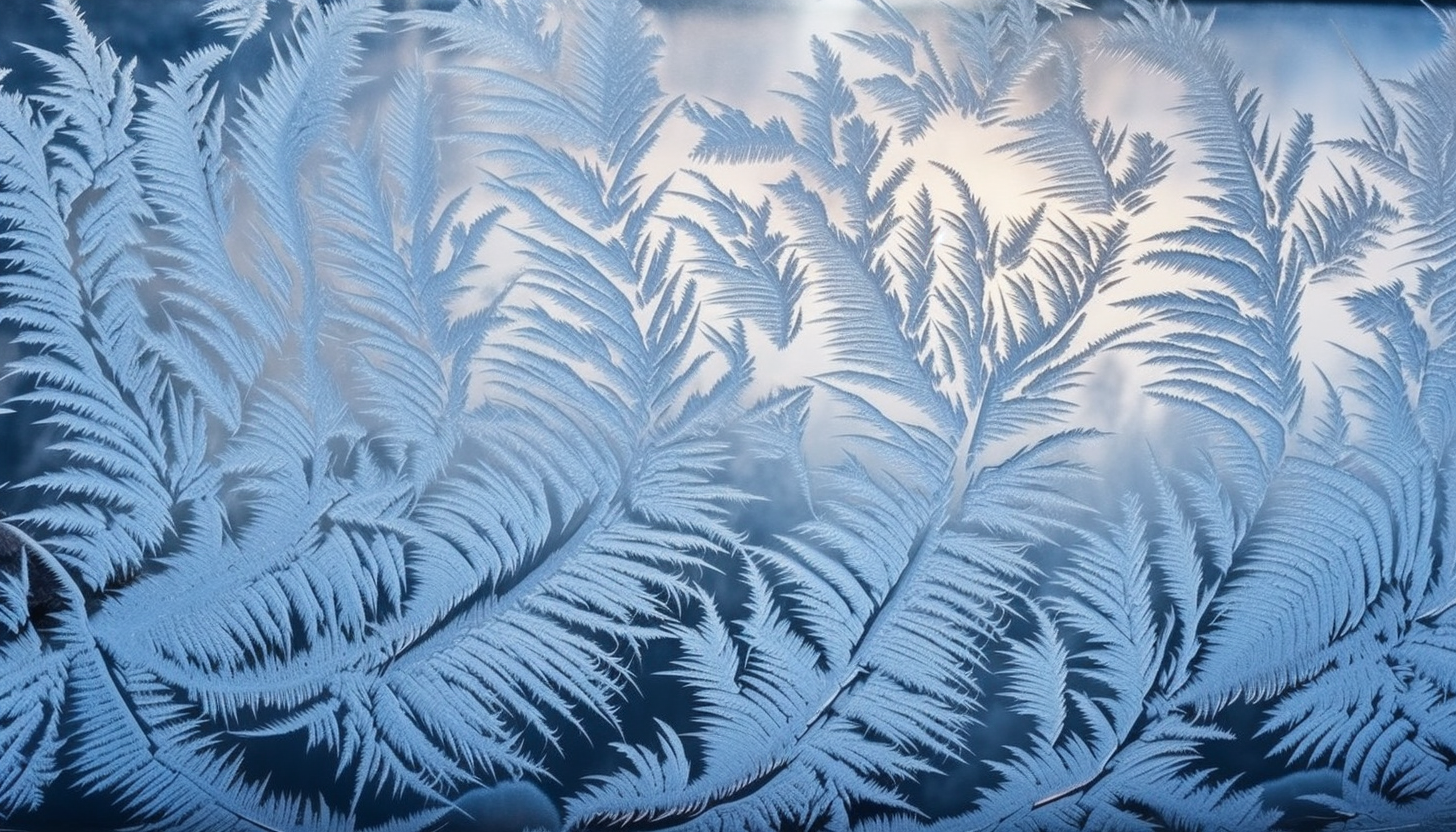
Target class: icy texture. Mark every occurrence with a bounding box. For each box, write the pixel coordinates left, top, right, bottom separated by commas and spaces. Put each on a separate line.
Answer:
0, 1, 1454, 830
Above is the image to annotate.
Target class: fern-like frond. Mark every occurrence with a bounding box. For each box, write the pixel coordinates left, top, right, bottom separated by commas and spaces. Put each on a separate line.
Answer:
138, 47, 281, 433
203, 0, 304, 46
1106, 0, 1312, 476
1181, 455, 1392, 711
675, 173, 806, 349
1294, 167, 1400, 283
231, 0, 383, 403
0, 1, 185, 592
849, 0, 1063, 135
999, 48, 1116, 213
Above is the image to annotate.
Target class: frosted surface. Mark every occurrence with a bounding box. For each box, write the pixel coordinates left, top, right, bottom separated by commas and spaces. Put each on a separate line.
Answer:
0, 2, 1453, 830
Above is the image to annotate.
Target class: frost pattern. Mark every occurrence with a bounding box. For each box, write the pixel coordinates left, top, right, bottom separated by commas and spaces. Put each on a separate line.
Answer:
1, 1, 1454, 830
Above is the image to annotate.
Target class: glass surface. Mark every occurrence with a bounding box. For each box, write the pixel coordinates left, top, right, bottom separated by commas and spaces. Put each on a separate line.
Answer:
1, 1, 1454, 830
